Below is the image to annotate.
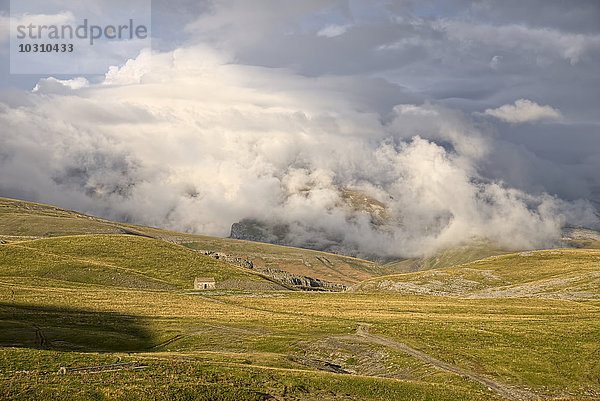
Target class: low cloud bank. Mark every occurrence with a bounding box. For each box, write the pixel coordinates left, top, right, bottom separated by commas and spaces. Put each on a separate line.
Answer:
0, 47, 597, 258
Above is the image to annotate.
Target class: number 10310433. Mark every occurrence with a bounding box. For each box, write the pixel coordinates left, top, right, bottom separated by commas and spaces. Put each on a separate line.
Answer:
18, 43, 74, 53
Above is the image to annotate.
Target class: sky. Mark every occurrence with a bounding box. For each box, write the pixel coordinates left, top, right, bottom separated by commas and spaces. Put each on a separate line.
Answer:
1, 0, 599, 258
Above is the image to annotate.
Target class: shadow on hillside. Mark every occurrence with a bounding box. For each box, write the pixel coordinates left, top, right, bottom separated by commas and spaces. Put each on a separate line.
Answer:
0, 302, 155, 352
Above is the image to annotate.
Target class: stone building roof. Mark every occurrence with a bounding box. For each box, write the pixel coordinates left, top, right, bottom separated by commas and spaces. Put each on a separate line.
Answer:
194, 277, 215, 282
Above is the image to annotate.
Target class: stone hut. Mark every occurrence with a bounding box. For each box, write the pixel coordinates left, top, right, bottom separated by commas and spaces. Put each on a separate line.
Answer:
194, 277, 216, 290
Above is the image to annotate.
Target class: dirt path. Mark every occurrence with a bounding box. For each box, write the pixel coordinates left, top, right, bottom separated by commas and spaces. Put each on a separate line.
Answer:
34, 325, 46, 347
155, 294, 533, 399
350, 324, 534, 400
148, 335, 185, 349
147, 321, 270, 350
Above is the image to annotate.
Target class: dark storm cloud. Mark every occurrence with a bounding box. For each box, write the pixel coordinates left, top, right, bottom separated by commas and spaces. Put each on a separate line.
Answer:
180, 1, 600, 122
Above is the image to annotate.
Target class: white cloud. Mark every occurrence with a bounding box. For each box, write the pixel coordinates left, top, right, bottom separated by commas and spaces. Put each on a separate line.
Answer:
437, 21, 600, 64
317, 24, 349, 38
103, 48, 152, 85
489, 55, 501, 70
33, 77, 89, 94
394, 104, 438, 117
0, 46, 597, 259
483, 99, 562, 123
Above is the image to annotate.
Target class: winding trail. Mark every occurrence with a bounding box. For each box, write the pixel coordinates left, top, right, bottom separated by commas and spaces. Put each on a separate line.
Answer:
160, 294, 534, 399
34, 325, 46, 347
350, 323, 534, 400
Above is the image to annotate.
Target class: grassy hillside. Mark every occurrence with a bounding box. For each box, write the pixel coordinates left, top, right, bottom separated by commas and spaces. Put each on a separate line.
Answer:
183, 238, 390, 285
0, 198, 126, 241
0, 235, 284, 290
565, 238, 600, 249
353, 249, 600, 300
384, 241, 513, 273
2, 196, 600, 400
0, 197, 392, 285
384, 233, 600, 274
1, 280, 599, 400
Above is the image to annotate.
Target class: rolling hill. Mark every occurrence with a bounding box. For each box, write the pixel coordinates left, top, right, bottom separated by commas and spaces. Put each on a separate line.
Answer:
0, 197, 393, 286
352, 249, 600, 300
0, 235, 285, 290
382, 240, 514, 273
4, 197, 597, 285
1, 196, 600, 400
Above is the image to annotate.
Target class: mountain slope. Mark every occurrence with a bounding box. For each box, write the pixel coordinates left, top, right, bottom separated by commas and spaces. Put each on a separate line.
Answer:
383, 240, 514, 273
352, 249, 600, 300
2, 199, 600, 399
0, 234, 285, 290
182, 238, 390, 285
4, 197, 598, 288
0, 197, 393, 285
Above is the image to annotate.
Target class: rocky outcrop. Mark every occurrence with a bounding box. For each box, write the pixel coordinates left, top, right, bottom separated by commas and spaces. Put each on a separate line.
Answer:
562, 227, 600, 241
196, 249, 346, 292
229, 218, 289, 244
197, 250, 254, 269
260, 268, 346, 292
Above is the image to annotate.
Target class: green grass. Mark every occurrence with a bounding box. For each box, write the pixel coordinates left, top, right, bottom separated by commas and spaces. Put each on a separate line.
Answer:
0, 198, 127, 239
1, 282, 599, 399
355, 249, 600, 299
567, 238, 600, 249
384, 240, 514, 273
0, 284, 500, 400
0, 197, 395, 285
206, 292, 600, 398
182, 238, 394, 285
0, 235, 280, 290
0, 348, 497, 401
1, 197, 600, 400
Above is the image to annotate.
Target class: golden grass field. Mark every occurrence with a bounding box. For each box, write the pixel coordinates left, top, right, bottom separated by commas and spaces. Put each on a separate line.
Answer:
1, 197, 599, 400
